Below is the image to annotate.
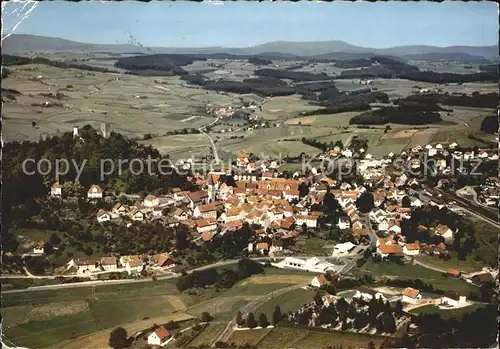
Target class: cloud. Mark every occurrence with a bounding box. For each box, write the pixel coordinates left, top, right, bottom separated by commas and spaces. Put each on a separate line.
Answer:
204, 1, 224, 6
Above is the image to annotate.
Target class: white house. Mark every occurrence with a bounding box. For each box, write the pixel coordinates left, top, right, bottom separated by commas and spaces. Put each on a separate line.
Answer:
310, 274, 329, 288
71, 259, 99, 275
112, 203, 127, 215
401, 287, 422, 304
277, 257, 335, 273
378, 219, 390, 231
147, 326, 170, 346
33, 243, 45, 254
87, 184, 103, 199
435, 224, 454, 241
196, 218, 217, 234
295, 215, 318, 228
120, 255, 144, 274
97, 210, 111, 223
283, 190, 300, 202
332, 242, 356, 256
342, 149, 353, 158
403, 243, 420, 256
143, 194, 160, 207
353, 286, 385, 301
50, 182, 63, 197
388, 224, 402, 234
410, 197, 422, 207
194, 203, 218, 219
130, 209, 145, 221
100, 256, 118, 271
337, 217, 351, 230
441, 292, 467, 307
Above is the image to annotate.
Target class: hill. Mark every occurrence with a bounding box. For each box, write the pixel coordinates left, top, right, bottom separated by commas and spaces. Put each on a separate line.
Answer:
3, 34, 498, 60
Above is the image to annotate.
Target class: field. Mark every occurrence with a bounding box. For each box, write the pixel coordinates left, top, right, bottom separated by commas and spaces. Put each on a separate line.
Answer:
356, 261, 479, 295
253, 288, 316, 318
226, 326, 386, 349
409, 303, 484, 319
185, 322, 227, 347
2, 268, 314, 348
4, 55, 496, 163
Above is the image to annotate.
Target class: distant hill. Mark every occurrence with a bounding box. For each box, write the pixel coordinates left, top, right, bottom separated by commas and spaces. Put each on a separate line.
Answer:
401, 52, 488, 63
3, 34, 498, 60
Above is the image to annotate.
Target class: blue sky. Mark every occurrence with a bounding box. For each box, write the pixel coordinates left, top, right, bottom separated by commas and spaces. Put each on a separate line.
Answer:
2, 1, 498, 48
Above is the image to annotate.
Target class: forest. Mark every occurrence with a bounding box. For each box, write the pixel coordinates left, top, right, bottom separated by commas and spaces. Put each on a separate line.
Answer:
2, 54, 117, 73
349, 105, 443, 125
480, 114, 498, 134
254, 68, 332, 81
248, 57, 272, 65
394, 92, 498, 109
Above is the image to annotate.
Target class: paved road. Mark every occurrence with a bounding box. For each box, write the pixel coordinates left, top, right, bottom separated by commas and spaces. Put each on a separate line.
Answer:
199, 117, 220, 165
3, 256, 339, 294
359, 213, 378, 247
211, 284, 306, 346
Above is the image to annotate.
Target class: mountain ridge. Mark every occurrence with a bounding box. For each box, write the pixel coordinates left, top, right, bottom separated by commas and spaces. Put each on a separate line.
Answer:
3, 34, 498, 59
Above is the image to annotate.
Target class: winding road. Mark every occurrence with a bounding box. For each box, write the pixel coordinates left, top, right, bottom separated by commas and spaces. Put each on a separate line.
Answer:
199, 117, 221, 165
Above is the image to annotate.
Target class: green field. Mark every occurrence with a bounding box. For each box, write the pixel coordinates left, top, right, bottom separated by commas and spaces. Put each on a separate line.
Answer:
253, 288, 316, 319
226, 326, 386, 349
356, 261, 478, 295
409, 304, 484, 319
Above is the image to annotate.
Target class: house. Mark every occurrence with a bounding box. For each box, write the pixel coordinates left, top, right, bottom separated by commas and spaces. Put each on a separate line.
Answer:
403, 243, 420, 256
283, 190, 300, 202
100, 256, 118, 271
434, 224, 454, 240
255, 242, 269, 254
337, 217, 351, 230
270, 239, 283, 253
332, 242, 356, 256
376, 238, 403, 258
173, 208, 190, 221
151, 252, 175, 268
440, 291, 466, 307
73, 259, 100, 275
401, 287, 422, 304
195, 218, 217, 233
120, 255, 144, 273
295, 215, 318, 228
342, 149, 353, 158
378, 219, 390, 231
186, 191, 209, 209
130, 208, 145, 221
143, 194, 160, 207
147, 326, 170, 346
97, 209, 111, 223
112, 203, 127, 215
310, 273, 329, 288
194, 203, 218, 219
447, 269, 461, 278
410, 197, 422, 207
471, 272, 494, 286
278, 257, 335, 273
152, 207, 163, 217
87, 184, 103, 199
51, 182, 63, 197
353, 286, 385, 301
32, 242, 45, 254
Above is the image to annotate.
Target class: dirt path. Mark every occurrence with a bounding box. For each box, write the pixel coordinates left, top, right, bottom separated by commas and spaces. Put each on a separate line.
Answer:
165, 295, 187, 311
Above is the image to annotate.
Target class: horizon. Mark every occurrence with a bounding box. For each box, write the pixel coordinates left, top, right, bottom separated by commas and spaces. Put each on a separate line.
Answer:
2, 1, 498, 48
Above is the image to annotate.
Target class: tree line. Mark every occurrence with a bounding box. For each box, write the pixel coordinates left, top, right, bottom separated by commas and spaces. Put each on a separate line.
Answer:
349, 105, 442, 125
3, 54, 118, 73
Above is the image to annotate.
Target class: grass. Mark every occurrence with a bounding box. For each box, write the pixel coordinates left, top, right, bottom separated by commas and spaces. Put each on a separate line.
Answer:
409, 303, 484, 319
253, 288, 316, 318
186, 322, 227, 347
357, 260, 478, 295
227, 328, 273, 346
252, 326, 385, 349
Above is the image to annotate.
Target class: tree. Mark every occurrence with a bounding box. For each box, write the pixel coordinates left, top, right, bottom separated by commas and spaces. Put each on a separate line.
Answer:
258, 313, 269, 328
201, 312, 213, 323
31, 121, 37, 128
367, 341, 376, 349
401, 196, 411, 208
236, 311, 244, 326
356, 192, 374, 213
299, 182, 309, 198
246, 312, 257, 328
314, 291, 323, 306
109, 327, 128, 349
84, 246, 94, 256
272, 305, 282, 326
49, 232, 61, 246
394, 300, 404, 317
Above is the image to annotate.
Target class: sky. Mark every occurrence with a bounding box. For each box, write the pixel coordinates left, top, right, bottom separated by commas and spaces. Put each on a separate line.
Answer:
2, 1, 498, 48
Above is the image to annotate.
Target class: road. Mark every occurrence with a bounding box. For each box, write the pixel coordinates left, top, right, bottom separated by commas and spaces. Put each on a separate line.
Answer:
359, 213, 378, 247
3, 256, 336, 294
211, 284, 306, 346
199, 117, 220, 165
